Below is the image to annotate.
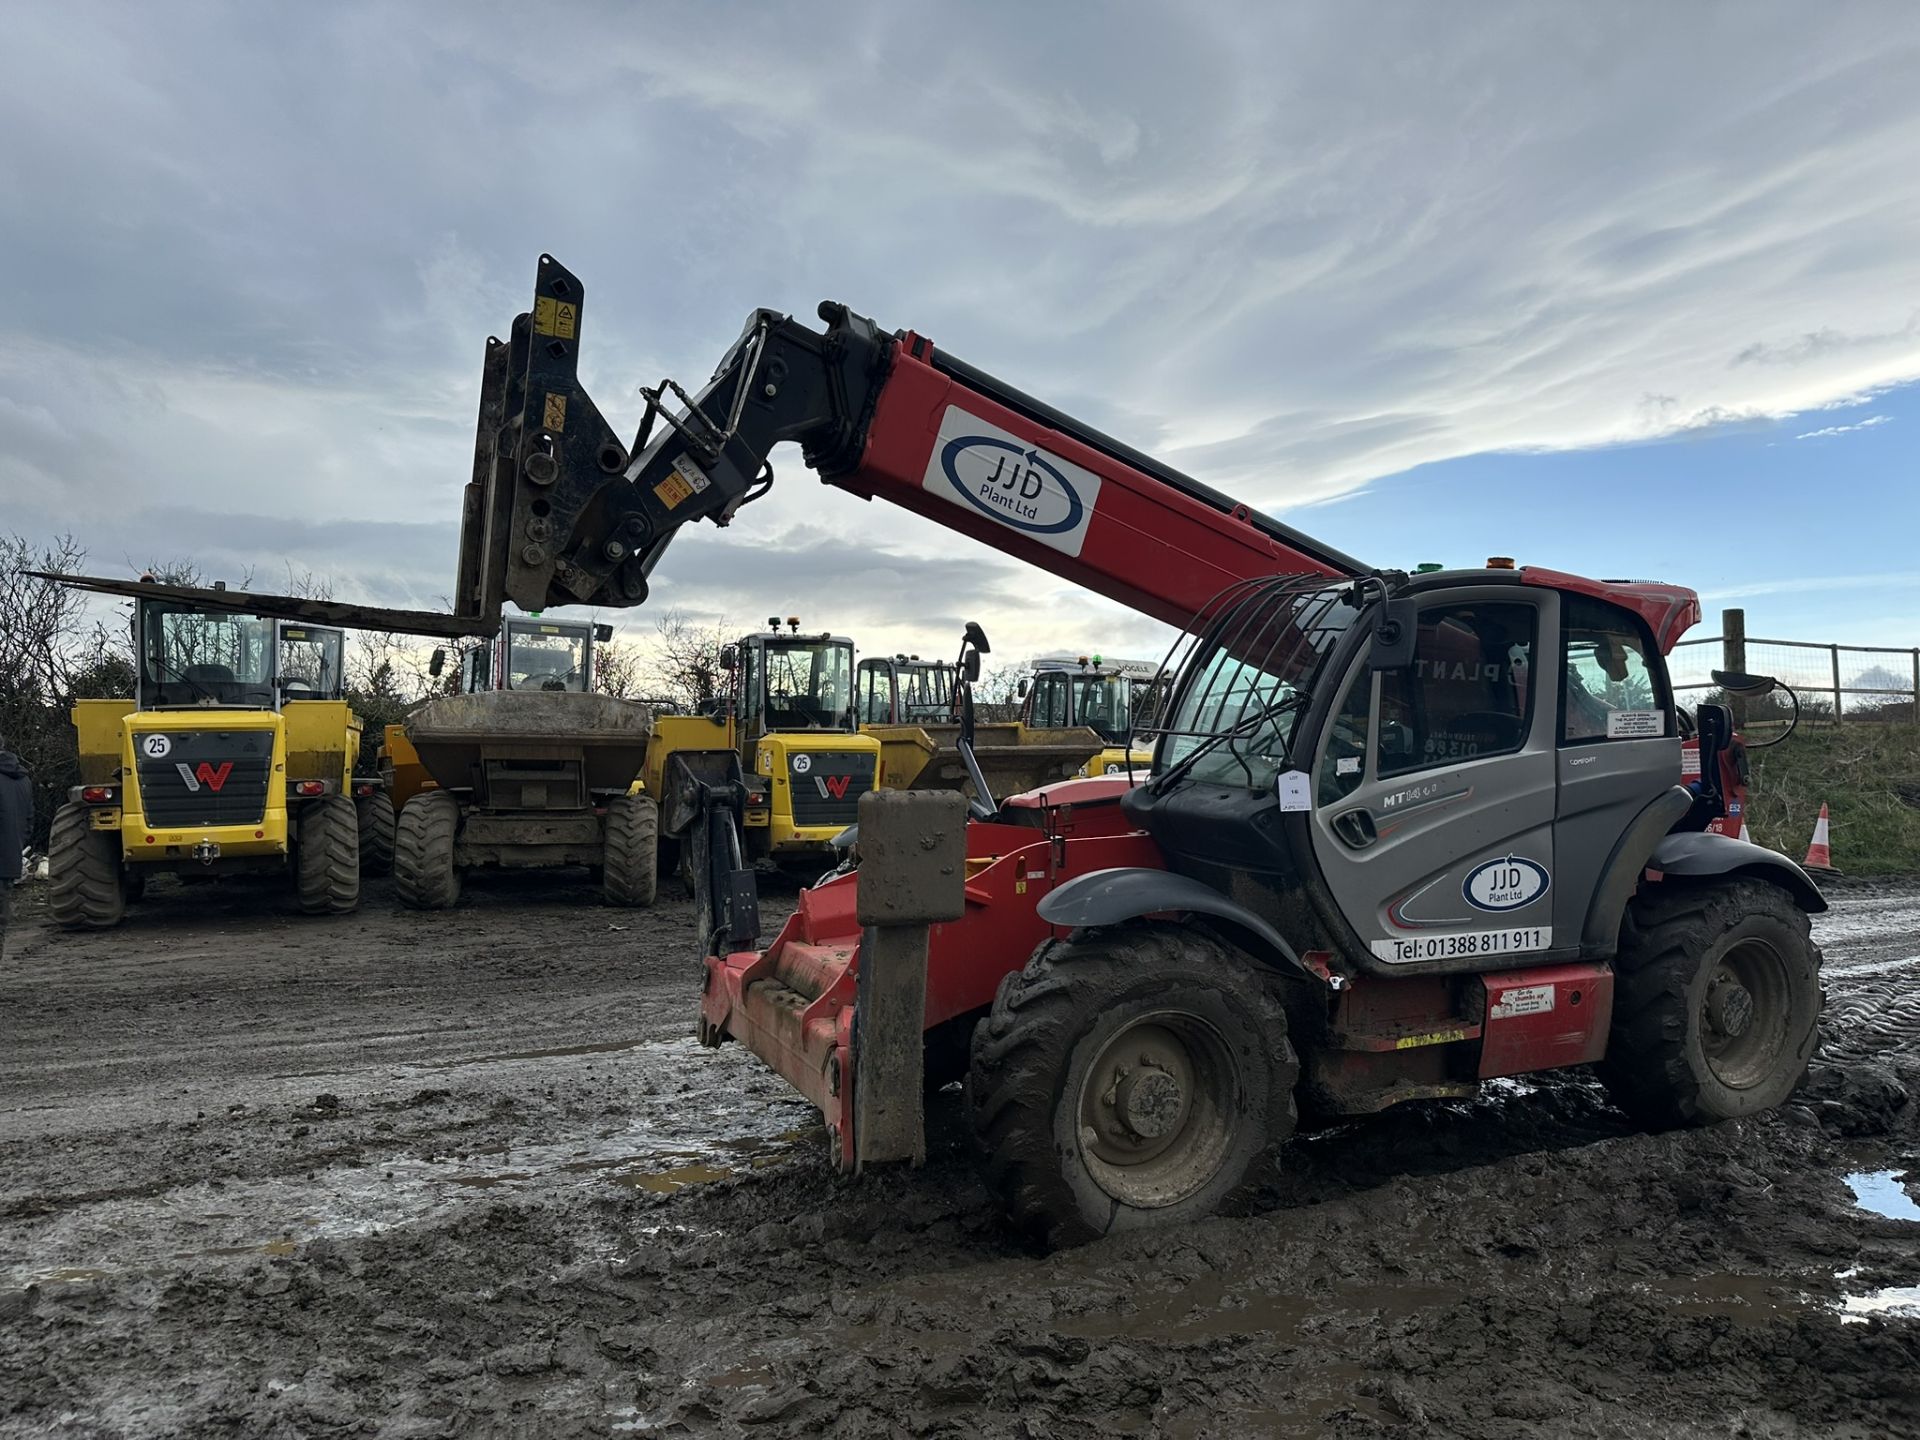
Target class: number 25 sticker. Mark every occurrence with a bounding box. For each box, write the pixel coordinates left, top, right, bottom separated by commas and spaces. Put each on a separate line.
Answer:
144, 735, 172, 759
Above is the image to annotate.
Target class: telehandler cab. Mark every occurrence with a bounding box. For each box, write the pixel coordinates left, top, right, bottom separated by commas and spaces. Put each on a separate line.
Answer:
47, 256, 1825, 1244
51, 592, 362, 927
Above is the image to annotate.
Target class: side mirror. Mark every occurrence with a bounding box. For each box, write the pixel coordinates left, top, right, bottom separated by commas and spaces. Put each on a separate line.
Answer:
1369, 598, 1418, 671
594, 623, 614, 643
1711, 669, 1778, 699
963, 650, 982, 683
1016, 677, 1029, 698
719, 644, 737, 672
429, 648, 446, 678
963, 621, 991, 655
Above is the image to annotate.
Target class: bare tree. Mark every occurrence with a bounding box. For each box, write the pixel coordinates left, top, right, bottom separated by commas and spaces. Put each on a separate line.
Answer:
640, 609, 735, 712
590, 636, 647, 699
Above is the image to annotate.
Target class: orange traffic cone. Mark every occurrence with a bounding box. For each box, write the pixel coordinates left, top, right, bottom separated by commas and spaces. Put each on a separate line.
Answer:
1803, 803, 1836, 873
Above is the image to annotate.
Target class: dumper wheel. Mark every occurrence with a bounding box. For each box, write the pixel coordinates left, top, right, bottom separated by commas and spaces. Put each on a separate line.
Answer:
356, 795, 395, 876
295, 795, 361, 915
968, 921, 1297, 1248
602, 793, 660, 908
47, 802, 126, 930
1600, 879, 1821, 1128
394, 791, 461, 910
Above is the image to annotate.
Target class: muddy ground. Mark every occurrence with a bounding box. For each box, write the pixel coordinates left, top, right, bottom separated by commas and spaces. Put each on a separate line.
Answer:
1, 871, 1918, 1439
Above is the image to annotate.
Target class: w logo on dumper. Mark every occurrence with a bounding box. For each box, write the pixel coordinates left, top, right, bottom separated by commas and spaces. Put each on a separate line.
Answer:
175, 761, 234, 794
815, 774, 853, 800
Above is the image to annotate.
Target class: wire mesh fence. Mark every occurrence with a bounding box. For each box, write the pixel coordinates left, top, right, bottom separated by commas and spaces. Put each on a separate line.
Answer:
1671, 609, 1918, 721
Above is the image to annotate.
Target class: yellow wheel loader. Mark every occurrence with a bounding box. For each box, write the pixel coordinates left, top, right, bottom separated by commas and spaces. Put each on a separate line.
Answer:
53, 599, 361, 928
641, 619, 879, 879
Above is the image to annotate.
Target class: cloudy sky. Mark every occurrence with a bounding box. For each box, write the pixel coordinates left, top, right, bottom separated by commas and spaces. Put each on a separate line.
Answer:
3, 1, 1918, 671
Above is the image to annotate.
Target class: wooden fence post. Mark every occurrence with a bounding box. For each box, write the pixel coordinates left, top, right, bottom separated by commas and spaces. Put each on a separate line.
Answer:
1722, 608, 1746, 727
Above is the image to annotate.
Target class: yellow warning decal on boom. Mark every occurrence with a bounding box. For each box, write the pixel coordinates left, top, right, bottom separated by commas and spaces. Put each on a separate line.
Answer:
542, 393, 568, 432
533, 295, 578, 340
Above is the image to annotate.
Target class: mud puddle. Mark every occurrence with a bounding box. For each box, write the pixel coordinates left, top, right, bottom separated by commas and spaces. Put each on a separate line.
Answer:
3, 1043, 820, 1290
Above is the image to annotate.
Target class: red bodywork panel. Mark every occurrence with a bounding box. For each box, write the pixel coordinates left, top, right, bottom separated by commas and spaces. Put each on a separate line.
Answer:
1477, 964, 1614, 1078
833, 342, 1351, 629
1521, 566, 1701, 655
702, 802, 1162, 1170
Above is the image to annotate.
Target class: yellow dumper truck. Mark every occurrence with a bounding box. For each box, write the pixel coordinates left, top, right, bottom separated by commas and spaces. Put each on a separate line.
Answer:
51, 596, 361, 928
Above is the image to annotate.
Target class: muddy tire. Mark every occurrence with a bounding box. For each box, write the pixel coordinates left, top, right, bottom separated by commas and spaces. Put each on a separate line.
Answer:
1599, 879, 1821, 1128
47, 802, 126, 931
356, 795, 395, 877
602, 793, 659, 908
967, 922, 1298, 1248
295, 795, 361, 915
394, 791, 461, 911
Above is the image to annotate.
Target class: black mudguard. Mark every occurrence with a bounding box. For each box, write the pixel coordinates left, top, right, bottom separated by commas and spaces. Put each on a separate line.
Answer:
1037, 867, 1310, 979
1648, 831, 1828, 913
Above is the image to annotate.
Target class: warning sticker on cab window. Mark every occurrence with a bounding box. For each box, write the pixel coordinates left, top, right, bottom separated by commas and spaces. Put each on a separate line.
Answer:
1490, 983, 1556, 1019
1606, 709, 1663, 739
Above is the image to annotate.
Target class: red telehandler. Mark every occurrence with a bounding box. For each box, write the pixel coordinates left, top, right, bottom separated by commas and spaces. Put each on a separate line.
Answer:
54, 255, 1830, 1245
448, 256, 1823, 1243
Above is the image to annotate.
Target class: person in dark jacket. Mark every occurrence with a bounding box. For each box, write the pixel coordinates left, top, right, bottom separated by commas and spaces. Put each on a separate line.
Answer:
0, 744, 31, 952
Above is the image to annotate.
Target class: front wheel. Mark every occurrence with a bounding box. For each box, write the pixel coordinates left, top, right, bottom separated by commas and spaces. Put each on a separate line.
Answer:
295, 795, 360, 914
601, 793, 659, 908
47, 802, 126, 930
356, 794, 395, 876
1599, 879, 1821, 1127
967, 922, 1298, 1248
393, 791, 461, 910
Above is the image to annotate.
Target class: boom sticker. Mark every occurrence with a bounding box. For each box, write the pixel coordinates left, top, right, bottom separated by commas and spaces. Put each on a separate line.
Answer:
1462, 855, 1550, 912
923, 407, 1103, 557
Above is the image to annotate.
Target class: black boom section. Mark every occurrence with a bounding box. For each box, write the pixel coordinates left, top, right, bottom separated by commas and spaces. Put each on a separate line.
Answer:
458, 255, 894, 617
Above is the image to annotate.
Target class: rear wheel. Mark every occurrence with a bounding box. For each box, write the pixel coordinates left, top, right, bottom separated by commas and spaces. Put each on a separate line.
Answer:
356, 794, 395, 876
967, 922, 1298, 1248
394, 790, 461, 910
602, 793, 659, 907
295, 795, 360, 914
1599, 879, 1821, 1127
47, 802, 125, 930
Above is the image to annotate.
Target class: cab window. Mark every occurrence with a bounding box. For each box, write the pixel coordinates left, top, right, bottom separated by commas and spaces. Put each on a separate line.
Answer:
1377, 603, 1535, 777
1030, 673, 1069, 728
856, 662, 893, 725
1317, 666, 1373, 804
1562, 596, 1666, 743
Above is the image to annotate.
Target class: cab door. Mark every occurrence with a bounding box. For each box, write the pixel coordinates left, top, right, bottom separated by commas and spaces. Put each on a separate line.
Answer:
1551, 595, 1682, 946
1308, 589, 1566, 970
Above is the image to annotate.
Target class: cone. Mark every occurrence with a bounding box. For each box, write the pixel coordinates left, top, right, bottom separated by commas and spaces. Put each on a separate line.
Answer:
1738, 820, 1752, 843
1803, 803, 1836, 873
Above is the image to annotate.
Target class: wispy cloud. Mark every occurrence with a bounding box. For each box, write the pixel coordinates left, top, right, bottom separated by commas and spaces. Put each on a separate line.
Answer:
1794, 415, 1893, 440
